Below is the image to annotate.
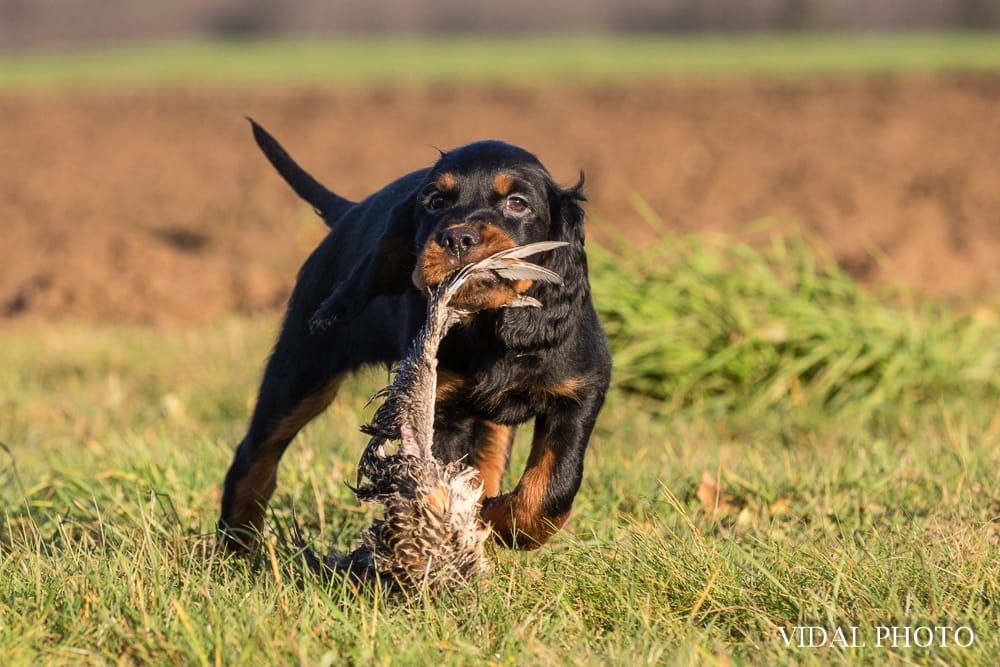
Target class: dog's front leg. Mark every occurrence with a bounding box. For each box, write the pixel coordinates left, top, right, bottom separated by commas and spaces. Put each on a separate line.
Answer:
480, 388, 605, 549
310, 232, 415, 334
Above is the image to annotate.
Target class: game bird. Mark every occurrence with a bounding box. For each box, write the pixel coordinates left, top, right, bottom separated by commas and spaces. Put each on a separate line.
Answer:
297, 241, 568, 590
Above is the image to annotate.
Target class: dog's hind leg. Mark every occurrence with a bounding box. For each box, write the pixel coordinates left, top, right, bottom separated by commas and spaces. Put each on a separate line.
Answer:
218, 318, 352, 554
219, 376, 343, 553
470, 420, 515, 498
218, 284, 418, 555
219, 352, 344, 552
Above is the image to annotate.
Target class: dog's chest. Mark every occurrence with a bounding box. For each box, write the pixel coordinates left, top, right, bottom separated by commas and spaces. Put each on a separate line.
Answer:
435, 356, 578, 424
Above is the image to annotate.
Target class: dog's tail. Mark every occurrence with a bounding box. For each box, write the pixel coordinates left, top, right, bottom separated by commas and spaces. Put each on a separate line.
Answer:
247, 118, 354, 226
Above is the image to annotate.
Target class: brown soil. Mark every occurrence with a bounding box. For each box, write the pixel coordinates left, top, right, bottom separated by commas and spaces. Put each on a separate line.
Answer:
2, 75, 998, 326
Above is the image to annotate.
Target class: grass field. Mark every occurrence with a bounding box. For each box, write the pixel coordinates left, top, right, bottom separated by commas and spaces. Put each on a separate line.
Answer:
2, 231, 997, 665
2, 31, 999, 665
2, 33, 1000, 89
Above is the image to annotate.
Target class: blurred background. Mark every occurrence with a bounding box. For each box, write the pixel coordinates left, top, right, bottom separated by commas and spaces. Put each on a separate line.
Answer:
1, 1, 998, 326
3, 0, 999, 48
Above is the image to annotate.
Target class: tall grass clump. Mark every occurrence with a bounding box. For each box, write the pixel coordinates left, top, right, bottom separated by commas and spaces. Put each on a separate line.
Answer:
589, 228, 998, 416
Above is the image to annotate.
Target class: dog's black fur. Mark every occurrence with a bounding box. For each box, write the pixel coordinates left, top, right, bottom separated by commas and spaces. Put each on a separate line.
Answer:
219, 120, 611, 552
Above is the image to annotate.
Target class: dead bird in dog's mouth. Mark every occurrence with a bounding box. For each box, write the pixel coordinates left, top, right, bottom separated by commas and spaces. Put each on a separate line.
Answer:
297, 241, 569, 591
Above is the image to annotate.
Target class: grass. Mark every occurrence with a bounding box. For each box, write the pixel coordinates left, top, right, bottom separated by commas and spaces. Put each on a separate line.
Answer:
591, 224, 999, 417
1, 33, 999, 89
1, 232, 997, 665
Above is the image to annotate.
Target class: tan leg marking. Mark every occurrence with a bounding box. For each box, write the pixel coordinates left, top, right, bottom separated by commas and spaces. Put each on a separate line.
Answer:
474, 421, 514, 498
481, 438, 570, 549
228, 374, 345, 532
435, 368, 469, 406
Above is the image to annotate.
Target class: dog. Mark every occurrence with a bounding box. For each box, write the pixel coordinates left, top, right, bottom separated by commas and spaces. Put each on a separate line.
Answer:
219, 120, 611, 554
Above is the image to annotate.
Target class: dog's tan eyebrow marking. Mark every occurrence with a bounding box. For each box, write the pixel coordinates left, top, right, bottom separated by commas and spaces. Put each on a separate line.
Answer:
436, 172, 458, 192
493, 173, 515, 196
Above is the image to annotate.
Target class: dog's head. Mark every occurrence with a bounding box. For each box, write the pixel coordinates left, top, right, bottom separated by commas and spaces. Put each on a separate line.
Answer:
298, 135, 588, 340
408, 141, 585, 311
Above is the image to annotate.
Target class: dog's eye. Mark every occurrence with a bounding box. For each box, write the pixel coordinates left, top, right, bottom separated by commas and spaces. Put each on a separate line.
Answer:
505, 195, 529, 214
426, 193, 449, 211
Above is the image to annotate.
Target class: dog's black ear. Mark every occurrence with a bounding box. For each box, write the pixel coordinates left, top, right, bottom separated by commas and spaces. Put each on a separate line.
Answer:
551, 171, 587, 245
544, 171, 587, 287
309, 198, 418, 334
497, 172, 589, 351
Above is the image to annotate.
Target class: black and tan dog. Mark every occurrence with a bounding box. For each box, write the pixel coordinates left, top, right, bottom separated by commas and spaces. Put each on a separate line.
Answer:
219, 120, 611, 553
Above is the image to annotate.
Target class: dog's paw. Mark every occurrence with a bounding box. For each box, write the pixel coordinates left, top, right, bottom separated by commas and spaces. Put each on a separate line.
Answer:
308, 315, 333, 336
308, 310, 344, 335
309, 289, 360, 335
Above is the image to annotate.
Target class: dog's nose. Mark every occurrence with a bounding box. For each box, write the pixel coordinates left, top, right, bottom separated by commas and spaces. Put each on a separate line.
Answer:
437, 225, 481, 256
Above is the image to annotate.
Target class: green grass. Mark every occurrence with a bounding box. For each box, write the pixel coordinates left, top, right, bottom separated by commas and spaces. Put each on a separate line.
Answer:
1, 233, 998, 665
591, 224, 999, 417
1, 33, 999, 89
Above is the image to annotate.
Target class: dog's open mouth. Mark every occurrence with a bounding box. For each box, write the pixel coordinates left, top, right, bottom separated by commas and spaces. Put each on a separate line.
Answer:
413, 241, 567, 312
413, 261, 528, 311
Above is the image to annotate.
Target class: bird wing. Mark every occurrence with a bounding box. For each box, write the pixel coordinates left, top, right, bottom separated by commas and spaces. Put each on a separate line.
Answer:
447, 241, 569, 299
482, 240, 570, 261
490, 260, 563, 284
